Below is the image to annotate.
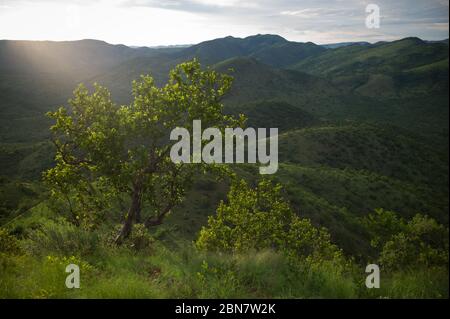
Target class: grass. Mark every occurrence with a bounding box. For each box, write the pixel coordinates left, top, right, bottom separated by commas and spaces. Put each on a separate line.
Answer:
2, 244, 447, 299
1, 214, 448, 299
0, 246, 353, 299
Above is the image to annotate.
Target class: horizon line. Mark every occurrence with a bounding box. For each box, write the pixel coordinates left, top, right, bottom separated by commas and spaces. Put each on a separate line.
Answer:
1, 34, 449, 48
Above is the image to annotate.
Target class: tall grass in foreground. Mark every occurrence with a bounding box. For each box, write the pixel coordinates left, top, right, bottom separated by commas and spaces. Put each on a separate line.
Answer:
0, 213, 448, 299
1, 243, 447, 299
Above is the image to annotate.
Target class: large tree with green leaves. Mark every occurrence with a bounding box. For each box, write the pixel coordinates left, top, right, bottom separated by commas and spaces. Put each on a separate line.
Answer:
45, 60, 242, 244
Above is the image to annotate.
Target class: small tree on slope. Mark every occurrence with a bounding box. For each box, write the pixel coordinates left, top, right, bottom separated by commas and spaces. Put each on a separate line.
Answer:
45, 60, 241, 244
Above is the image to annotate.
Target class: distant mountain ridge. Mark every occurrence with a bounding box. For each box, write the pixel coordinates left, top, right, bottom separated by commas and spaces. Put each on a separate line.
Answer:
0, 34, 448, 144
321, 42, 371, 49
173, 34, 325, 67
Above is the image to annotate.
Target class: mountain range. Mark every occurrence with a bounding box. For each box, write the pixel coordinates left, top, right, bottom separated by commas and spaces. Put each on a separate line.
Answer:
0, 34, 448, 255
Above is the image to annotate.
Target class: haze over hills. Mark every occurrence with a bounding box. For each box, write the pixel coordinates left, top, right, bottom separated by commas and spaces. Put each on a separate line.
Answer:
0, 34, 448, 257
1, 35, 447, 137
1, 33, 447, 163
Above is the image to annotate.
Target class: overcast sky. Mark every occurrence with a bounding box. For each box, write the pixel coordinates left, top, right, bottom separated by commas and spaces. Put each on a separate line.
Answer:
0, 0, 448, 46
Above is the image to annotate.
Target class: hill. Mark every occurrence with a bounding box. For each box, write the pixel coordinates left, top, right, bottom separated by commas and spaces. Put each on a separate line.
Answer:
0, 35, 448, 249
1, 35, 448, 178
164, 122, 448, 255
0, 39, 159, 81
173, 34, 325, 67
291, 37, 449, 97
0, 39, 175, 142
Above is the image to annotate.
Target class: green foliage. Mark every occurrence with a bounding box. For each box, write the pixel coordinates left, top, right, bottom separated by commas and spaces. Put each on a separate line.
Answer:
360, 266, 449, 299
363, 208, 407, 248
378, 214, 449, 270
279, 124, 448, 194
196, 179, 342, 264
363, 210, 449, 270
0, 253, 95, 298
44, 60, 242, 238
293, 37, 449, 97
0, 36, 448, 299
273, 123, 448, 255
0, 228, 21, 255
0, 178, 42, 224
1, 241, 446, 299
23, 217, 100, 257
124, 223, 155, 251
228, 99, 317, 133
0, 142, 54, 180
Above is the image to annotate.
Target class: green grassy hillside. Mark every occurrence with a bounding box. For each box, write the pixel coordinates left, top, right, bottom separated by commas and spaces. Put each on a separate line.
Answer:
0, 34, 448, 298
162, 123, 448, 256
292, 38, 449, 98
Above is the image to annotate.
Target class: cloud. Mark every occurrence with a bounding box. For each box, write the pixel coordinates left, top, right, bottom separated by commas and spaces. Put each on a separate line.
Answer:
116, 0, 259, 13
0, 0, 448, 45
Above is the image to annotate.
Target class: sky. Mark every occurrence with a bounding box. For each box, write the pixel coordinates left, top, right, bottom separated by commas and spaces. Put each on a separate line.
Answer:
0, 0, 448, 46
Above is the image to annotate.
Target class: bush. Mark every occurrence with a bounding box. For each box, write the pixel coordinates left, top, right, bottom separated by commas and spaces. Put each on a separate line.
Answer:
379, 214, 449, 270
126, 223, 155, 251
0, 228, 21, 255
363, 208, 406, 248
196, 179, 344, 264
23, 217, 100, 257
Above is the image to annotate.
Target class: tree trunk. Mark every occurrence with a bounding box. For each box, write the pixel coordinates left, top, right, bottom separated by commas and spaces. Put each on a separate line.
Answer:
135, 196, 142, 223
114, 185, 142, 245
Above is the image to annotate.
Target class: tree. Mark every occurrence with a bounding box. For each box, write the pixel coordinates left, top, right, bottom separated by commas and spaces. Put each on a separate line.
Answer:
196, 179, 342, 263
45, 60, 242, 244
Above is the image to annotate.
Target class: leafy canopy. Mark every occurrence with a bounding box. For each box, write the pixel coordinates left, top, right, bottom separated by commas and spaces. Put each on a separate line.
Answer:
45, 60, 242, 231
364, 209, 449, 270
196, 179, 342, 263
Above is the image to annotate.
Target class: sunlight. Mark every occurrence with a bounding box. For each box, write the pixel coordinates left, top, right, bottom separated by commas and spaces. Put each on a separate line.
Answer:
0, 1, 211, 46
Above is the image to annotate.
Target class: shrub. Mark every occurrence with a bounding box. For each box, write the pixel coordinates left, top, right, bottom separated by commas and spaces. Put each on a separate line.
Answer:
126, 223, 155, 251
363, 208, 406, 248
379, 214, 449, 270
196, 179, 344, 264
0, 228, 21, 255
24, 217, 100, 257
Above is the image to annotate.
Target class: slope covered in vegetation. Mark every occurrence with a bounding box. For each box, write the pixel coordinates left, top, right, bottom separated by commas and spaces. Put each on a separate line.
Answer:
0, 35, 448, 298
